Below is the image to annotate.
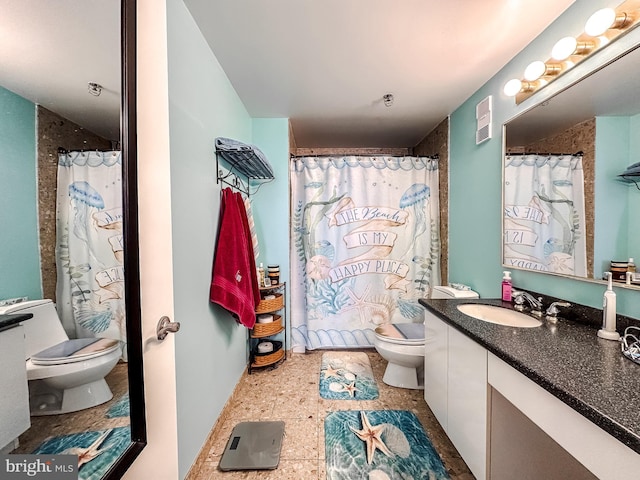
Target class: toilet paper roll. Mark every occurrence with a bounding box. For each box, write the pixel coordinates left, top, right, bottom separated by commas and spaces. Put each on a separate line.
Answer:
264, 294, 276, 300
257, 341, 273, 353
257, 314, 274, 324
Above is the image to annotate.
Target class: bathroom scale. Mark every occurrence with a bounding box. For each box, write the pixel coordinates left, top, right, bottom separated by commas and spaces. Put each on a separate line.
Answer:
219, 421, 285, 471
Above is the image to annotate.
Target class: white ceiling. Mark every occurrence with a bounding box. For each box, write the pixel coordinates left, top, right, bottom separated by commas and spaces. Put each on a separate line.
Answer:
0, 0, 121, 141
1, 0, 576, 147
184, 0, 576, 148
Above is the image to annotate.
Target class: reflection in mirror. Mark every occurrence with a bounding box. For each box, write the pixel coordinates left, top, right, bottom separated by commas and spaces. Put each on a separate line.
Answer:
0, 1, 144, 478
503, 44, 640, 289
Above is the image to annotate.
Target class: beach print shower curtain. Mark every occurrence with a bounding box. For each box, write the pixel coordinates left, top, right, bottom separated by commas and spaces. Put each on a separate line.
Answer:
56, 151, 126, 346
290, 156, 440, 351
504, 153, 586, 276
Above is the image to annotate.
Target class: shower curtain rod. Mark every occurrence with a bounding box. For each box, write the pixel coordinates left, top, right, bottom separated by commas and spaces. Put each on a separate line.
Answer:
57, 147, 120, 154
506, 151, 584, 157
289, 153, 439, 159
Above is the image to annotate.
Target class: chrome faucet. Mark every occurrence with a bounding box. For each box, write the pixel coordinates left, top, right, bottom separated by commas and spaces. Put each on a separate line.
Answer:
545, 301, 572, 322
512, 290, 543, 317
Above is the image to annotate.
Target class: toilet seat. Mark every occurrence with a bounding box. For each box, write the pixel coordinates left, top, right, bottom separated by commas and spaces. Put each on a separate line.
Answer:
30, 338, 121, 366
375, 323, 425, 345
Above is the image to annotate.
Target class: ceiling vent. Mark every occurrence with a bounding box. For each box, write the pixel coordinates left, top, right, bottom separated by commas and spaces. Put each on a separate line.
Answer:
476, 95, 492, 145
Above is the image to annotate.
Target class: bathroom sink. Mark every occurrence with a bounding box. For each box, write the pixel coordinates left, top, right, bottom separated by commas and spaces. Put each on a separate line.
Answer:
457, 304, 542, 328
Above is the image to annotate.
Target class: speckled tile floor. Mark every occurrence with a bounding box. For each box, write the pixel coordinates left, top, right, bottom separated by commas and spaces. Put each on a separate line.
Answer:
188, 350, 474, 479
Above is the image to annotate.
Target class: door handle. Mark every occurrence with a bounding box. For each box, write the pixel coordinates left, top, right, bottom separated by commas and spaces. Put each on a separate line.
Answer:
157, 316, 180, 340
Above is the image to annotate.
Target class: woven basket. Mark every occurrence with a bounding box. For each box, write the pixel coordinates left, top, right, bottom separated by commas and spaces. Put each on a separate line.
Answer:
252, 341, 284, 367
251, 315, 282, 338
256, 293, 284, 313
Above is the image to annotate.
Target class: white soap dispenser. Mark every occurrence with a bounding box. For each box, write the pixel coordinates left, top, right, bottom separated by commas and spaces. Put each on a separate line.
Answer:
597, 272, 620, 341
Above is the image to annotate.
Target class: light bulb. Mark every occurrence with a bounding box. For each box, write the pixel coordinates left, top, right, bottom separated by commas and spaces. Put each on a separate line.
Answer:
524, 61, 547, 81
585, 8, 616, 36
552, 36, 577, 60
503, 79, 523, 97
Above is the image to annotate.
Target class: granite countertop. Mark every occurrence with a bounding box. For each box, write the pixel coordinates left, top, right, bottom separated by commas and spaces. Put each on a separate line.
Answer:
0, 313, 33, 332
419, 297, 640, 454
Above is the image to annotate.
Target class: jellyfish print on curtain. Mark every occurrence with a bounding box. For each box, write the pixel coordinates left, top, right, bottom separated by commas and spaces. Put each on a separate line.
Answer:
56, 151, 126, 348
290, 156, 441, 351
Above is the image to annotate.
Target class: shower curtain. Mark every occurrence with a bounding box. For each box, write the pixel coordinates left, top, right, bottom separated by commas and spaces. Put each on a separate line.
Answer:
290, 156, 440, 351
56, 150, 126, 345
503, 153, 586, 276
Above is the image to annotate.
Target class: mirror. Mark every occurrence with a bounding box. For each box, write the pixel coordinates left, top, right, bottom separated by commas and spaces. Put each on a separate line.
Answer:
0, 0, 145, 478
503, 43, 640, 289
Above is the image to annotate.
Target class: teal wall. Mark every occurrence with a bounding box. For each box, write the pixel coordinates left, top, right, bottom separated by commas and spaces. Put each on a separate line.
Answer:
251, 118, 291, 345
167, 1, 251, 476
449, 0, 640, 317
594, 116, 630, 276
628, 114, 640, 263
0, 86, 41, 301
167, 2, 289, 476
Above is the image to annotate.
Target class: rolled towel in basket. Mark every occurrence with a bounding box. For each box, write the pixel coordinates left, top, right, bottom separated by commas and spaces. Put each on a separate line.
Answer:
258, 314, 274, 324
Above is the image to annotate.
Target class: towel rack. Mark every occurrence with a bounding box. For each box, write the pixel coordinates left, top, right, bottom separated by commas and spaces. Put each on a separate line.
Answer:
216, 155, 251, 196
215, 139, 275, 197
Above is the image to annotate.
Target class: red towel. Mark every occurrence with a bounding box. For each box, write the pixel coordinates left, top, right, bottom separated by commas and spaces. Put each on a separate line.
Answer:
233, 190, 260, 307
210, 188, 260, 328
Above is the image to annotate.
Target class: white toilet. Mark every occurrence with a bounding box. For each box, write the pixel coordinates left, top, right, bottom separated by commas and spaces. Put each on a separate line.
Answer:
0, 299, 122, 416
373, 286, 478, 389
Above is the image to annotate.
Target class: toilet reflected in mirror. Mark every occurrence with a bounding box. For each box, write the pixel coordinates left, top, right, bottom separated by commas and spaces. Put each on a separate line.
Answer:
2, 300, 121, 416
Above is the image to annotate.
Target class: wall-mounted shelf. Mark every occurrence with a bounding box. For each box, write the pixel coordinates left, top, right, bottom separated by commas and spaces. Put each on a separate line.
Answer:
215, 137, 274, 197
617, 173, 640, 190
249, 282, 286, 373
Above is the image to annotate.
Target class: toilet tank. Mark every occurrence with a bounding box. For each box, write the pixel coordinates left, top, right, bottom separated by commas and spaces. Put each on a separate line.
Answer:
0, 300, 69, 359
431, 285, 479, 299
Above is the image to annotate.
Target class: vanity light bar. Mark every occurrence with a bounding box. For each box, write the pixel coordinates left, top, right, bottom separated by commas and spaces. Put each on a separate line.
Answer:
504, 0, 640, 104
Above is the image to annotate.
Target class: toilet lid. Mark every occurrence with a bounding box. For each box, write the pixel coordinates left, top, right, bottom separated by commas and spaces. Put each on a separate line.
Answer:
31, 338, 120, 365
375, 323, 425, 344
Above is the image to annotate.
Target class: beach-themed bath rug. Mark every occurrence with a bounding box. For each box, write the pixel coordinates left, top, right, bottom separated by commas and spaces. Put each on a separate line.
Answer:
320, 351, 379, 400
325, 410, 449, 480
33, 426, 131, 480
106, 392, 130, 418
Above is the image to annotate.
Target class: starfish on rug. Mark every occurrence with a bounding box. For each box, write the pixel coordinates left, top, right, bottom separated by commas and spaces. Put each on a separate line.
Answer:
322, 364, 342, 379
62, 428, 114, 467
349, 411, 393, 465
343, 381, 359, 397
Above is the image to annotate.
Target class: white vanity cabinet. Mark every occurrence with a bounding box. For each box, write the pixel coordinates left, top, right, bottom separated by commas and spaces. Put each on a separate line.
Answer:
423, 304, 640, 480
0, 324, 30, 451
424, 310, 448, 429
488, 353, 640, 480
424, 310, 488, 480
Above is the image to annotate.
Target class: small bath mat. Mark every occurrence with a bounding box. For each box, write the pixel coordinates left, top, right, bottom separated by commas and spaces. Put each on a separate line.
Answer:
32, 426, 131, 480
325, 410, 449, 479
106, 392, 130, 418
320, 351, 379, 400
